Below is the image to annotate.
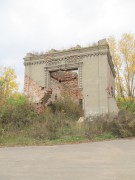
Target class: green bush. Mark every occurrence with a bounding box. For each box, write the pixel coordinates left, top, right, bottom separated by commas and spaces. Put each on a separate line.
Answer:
110, 111, 135, 137
0, 95, 83, 140
117, 98, 135, 113
0, 93, 135, 144
83, 114, 114, 139
27, 108, 75, 140
0, 95, 37, 130
52, 96, 83, 120
84, 111, 135, 138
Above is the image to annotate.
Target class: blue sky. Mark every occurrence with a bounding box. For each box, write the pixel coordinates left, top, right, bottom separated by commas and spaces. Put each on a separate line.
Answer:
0, 0, 135, 91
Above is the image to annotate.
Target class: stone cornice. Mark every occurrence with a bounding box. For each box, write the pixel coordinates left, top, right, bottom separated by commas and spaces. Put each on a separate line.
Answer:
24, 44, 108, 61
23, 51, 107, 66
24, 45, 109, 65
23, 44, 115, 77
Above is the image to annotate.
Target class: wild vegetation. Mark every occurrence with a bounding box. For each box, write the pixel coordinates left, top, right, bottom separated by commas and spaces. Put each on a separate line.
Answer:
0, 92, 135, 146
0, 33, 135, 146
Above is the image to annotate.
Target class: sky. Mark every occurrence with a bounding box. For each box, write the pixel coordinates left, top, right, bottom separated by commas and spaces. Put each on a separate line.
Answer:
0, 0, 135, 91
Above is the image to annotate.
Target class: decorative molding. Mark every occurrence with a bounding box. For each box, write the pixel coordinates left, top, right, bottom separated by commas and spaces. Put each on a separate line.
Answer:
44, 57, 83, 89
24, 51, 107, 66
24, 49, 109, 90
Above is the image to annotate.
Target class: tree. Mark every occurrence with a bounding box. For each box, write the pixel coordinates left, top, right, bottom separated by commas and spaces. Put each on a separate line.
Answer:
108, 33, 135, 99
0, 67, 18, 105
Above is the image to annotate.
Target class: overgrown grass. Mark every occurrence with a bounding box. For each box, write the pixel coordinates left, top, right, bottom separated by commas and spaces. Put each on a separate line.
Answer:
0, 95, 135, 146
94, 132, 117, 141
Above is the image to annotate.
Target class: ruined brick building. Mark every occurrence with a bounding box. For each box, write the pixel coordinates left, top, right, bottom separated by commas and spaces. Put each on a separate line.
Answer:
24, 39, 119, 116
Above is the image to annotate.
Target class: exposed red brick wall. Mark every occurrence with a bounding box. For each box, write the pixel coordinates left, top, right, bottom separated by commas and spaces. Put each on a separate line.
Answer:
24, 71, 82, 112
24, 75, 45, 103
50, 71, 82, 100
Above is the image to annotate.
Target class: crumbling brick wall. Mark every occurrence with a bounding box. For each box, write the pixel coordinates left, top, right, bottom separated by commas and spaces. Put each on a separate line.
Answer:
50, 71, 82, 100
24, 75, 49, 112
24, 75, 46, 103
24, 71, 82, 112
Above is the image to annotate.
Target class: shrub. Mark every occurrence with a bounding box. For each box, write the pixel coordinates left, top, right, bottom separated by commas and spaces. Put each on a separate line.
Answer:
83, 114, 114, 139
117, 97, 135, 113
110, 111, 135, 137
27, 108, 75, 140
0, 95, 37, 130
84, 111, 135, 138
0, 95, 83, 140
52, 96, 83, 120
1, 92, 135, 143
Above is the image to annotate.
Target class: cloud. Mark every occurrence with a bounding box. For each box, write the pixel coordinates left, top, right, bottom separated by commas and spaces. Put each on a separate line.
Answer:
0, 0, 135, 91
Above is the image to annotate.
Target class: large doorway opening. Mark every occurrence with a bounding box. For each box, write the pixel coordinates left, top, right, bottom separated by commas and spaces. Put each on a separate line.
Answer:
50, 69, 82, 106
